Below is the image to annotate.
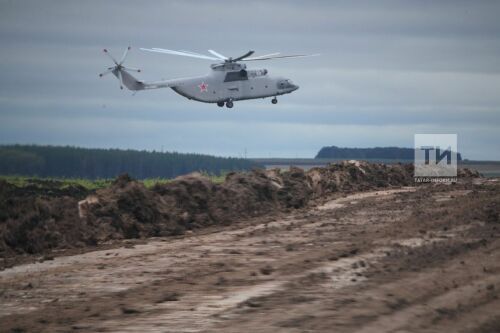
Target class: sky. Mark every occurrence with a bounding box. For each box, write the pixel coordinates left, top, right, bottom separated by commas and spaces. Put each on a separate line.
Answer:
0, 0, 499, 159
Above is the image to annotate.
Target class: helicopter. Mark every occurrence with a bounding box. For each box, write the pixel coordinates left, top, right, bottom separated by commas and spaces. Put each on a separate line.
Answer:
99, 47, 318, 108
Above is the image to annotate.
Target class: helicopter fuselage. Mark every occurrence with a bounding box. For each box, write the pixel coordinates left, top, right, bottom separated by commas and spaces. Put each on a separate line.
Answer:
170, 63, 299, 104
103, 48, 310, 108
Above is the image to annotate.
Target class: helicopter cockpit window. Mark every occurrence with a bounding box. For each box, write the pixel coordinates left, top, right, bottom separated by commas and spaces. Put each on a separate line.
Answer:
277, 79, 294, 89
224, 70, 248, 82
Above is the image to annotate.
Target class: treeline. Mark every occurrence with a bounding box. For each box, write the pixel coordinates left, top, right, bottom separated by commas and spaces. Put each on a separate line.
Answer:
316, 146, 462, 161
0, 145, 261, 179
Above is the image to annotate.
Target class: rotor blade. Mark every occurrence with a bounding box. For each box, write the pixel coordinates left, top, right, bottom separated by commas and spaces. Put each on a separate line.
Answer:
232, 50, 255, 62
208, 49, 228, 60
103, 49, 119, 65
119, 46, 131, 65
122, 66, 141, 72
152, 48, 219, 60
243, 53, 320, 61
243, 52, 280, 60
179, 49, 215, 57
117, 70, 124, 89
140, 48, 218, 60
99, 68, 114, 77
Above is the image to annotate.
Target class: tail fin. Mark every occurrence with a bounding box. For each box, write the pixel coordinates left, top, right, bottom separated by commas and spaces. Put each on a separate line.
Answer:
112, 69, 145, 91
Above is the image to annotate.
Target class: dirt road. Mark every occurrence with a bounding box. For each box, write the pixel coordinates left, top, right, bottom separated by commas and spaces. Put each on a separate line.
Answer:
1, 179, 499, 332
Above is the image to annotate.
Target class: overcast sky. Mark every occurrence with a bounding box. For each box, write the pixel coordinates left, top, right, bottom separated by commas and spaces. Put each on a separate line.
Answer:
0, 0, 499, 159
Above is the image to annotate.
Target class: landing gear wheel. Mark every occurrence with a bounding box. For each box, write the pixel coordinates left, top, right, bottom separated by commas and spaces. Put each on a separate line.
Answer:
271, 97, 278, 104
217, 101, 224, 107
226, 101, 234, 108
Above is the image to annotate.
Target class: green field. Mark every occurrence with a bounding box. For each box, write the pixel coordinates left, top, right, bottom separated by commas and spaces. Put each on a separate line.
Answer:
0, 173, 227, 190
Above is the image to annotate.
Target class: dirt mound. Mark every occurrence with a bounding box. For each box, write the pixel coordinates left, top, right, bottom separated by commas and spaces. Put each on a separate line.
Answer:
307, 161, 414, 197
458, 167, 481, 178
0, 162, 481, 257
0, 180, 91, 255
84, 179, 181, 241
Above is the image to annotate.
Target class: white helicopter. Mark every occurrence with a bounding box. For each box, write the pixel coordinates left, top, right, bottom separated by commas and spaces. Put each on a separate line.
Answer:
99, 47, 318, 108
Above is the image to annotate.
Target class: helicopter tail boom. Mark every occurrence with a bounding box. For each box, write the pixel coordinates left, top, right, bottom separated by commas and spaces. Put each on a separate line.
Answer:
100, 47, 179, 91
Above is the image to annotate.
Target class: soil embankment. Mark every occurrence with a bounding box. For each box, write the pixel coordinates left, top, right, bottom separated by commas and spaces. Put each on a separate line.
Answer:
0, 161, 436, 260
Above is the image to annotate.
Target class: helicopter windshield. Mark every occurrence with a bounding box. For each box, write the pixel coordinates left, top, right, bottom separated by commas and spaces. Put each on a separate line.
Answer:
277, 79, 295, 89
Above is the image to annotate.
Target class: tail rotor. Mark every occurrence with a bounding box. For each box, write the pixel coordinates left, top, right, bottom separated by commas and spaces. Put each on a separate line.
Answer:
99, 47, 141, 90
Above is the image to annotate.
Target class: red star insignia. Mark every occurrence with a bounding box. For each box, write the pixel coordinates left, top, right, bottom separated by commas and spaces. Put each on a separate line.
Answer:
198, 82, 208, 92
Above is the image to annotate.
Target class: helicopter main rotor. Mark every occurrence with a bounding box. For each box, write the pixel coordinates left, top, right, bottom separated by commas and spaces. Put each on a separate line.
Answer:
139, 48, 318, 63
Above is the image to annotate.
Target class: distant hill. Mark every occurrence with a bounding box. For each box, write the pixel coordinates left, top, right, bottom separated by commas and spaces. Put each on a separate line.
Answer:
315, 146, 462, 161
0, 145, 261, 179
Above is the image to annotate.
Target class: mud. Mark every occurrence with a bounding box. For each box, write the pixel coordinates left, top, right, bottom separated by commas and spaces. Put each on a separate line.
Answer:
0, 176, 498, 333
1, 161, 450, 260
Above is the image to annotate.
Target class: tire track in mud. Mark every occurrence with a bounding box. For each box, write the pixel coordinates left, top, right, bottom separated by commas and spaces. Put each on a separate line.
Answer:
72, 188, 473, 333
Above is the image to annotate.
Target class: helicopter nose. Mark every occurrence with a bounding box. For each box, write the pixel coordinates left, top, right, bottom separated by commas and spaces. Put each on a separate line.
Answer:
292, 84, 299, 91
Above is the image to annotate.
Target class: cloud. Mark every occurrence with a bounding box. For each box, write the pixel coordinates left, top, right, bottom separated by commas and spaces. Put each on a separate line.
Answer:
0, 0, 499, 159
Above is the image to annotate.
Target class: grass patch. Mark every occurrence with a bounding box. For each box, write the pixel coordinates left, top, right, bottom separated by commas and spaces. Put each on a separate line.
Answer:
0, 173, 227, 190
